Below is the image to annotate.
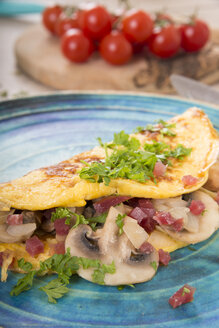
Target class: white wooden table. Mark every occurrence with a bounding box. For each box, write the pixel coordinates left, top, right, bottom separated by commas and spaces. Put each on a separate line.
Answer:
0, 0, 219, 99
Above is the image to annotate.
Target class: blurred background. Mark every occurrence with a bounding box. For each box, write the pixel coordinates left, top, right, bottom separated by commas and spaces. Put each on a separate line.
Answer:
0, 0, 219, 98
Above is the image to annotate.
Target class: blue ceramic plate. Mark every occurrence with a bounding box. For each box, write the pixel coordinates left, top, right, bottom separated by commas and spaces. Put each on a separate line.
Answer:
0, 92, 219, 328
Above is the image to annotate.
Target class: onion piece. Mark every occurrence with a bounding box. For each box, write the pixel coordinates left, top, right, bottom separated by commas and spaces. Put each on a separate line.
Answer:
184, 212, 199, 233
123, 216, 149, 249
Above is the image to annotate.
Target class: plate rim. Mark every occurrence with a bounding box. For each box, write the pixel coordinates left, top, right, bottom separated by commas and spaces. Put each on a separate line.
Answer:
0, 90, 219, 111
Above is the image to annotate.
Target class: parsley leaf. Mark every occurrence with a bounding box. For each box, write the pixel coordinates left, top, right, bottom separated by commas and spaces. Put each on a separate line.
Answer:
72, 213, 89, 228
182, 286, 191, 296
10, 252, 116, 301
137, 119, 176, 137
116, 214, 126, 235
18, 258, 33, 272
92, 261, 116, 285
39, 278, 69, 304
10, 270, 36, 296
150, 261, 158, 272
168, 144, 192, 160
51, 207, 73, 225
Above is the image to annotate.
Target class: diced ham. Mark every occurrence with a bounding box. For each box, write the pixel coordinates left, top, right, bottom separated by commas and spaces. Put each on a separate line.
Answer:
25, 235, 44, 257
140, 217, 157, 234
216, 191, 219, 204
169, 284, 196, 308
127, 198, 140, 208
129, 207, 157, 233
141, 207, 156, 218
6, 214, 23, 225
54, 218, 71, 235
93, 196, 131, 214
153, 161, 166, 177
159, 249, 171, 266
54, 242, 66, 254
153, 211, 175, 225
139, 242, 154, 254
129, 207, 148, 223
189, 200, 205, 215
171, 218, 184, 232
153, 212, 184, 232
138, 198, 154, 209
182, 175, 198, 187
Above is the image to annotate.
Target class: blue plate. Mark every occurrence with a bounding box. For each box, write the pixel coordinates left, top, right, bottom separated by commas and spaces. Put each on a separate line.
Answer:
0, 92, 219, 328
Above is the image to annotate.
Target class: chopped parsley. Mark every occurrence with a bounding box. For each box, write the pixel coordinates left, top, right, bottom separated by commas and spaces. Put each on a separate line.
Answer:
116, 214, 126, 235
182, 286, 191, 296
51, 207, 73, 225
72, 213, 89, 228
39, 279, 69, 304
150, 261, 158, 272
18, 258, 33, 272
87, 212, 108, 231
136, 119, 176, 137
79, 128, 192, 186
10, 249, 116, 303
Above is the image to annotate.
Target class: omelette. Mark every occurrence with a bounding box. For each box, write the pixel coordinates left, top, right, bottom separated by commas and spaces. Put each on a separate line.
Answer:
0, 107, 219, 288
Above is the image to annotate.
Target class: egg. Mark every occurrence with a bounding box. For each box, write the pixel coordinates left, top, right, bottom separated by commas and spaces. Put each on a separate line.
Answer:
0, 107, 218, 211
0, 107, 218, 278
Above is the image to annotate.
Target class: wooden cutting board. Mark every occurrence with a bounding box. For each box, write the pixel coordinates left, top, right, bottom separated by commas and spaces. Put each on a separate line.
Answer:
15, 25, 219, 94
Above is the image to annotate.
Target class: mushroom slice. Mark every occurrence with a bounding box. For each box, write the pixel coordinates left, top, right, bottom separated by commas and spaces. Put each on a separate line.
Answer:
159, 191, 219, 244
0, 222, 36, 243
65, 206, 159, 285
7, 223, 37, 241
0, 224, 21, 243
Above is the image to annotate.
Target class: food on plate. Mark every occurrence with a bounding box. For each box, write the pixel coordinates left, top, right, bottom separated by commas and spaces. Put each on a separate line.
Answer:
41, 4, 210, 64
0, 107, 218, 303
169, 284, 196, 308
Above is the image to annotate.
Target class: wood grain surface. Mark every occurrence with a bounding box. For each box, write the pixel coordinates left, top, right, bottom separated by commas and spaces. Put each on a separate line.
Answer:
15, 25, 219, 94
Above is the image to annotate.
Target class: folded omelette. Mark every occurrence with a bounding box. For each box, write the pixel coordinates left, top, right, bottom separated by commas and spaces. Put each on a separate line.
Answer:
0, 107, 219, 286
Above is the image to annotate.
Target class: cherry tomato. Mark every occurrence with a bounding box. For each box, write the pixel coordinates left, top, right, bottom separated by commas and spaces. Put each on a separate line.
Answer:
79, 5, 112, 40
42, 5, 62, 34
148, 25, 181, 58
61, 29, 94, 63
122, 9, 153, 43
180, 19, 210, 52
55, 13, 78, 37
99, 30, 132, 65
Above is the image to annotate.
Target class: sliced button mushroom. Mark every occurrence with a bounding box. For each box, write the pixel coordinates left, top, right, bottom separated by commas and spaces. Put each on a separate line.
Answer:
158, 191, 219, 244
0, 222, 36, 243
0, 224, 21, 243
65, 206, 159, 285
4, 223, 36, 243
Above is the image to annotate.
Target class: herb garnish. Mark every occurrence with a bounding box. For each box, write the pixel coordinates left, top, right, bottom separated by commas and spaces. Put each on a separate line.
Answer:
10, 249, 116, 303
182, 286, 191, 296
116, 214, 126, 235
136, 119, 176, 137
51, 207, 73, 225
150, 261, 158, 271
79, 128, 192, 186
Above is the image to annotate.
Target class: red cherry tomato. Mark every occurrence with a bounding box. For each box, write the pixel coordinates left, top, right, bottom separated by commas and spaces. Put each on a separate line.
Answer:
42, 5, 62, 34
61, 29, 94, 63
180, 19, 210, 52
99, 30, 132, 65
148, 25, 181, 58
122, 9, 153, 43
55, 13, 78, 37
79, 5, 112, 40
